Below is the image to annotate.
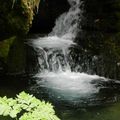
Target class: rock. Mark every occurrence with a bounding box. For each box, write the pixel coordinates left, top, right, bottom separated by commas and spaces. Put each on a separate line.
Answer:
7, 37, 26, 75
0, 0, 40, 75
0, 0, 40, 39
75, 0, 120, 79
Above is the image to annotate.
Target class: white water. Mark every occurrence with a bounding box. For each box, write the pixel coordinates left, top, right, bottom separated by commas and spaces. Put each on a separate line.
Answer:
35, 71, 106, 100
29, 0, 108, 102
30, 36, 75, 50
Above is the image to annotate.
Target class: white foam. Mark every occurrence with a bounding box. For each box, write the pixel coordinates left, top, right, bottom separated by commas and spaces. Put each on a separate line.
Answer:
50, 0, 81, 38
30, 36, 75, 50
35, 71, 107, 100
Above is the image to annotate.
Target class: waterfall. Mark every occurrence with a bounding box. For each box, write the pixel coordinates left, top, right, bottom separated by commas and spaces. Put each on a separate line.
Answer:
49, 0, 81, 39
28, 0, 109, 103
29, 0, 82, 72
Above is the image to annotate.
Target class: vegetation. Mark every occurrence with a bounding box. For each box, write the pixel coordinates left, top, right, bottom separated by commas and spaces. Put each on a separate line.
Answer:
0, 0, 41, 74
0, 36, 16, 61
0, 92, 60, 120
0, 0, 39, 38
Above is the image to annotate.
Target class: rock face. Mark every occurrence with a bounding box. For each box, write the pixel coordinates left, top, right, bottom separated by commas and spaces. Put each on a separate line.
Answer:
0, 0, 40, 74
75, 0, 120, 79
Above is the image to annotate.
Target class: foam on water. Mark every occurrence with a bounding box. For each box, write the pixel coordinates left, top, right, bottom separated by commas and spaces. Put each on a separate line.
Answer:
36, 71, 106, 94
30, 36, 75, 50
32, 70, 108, 103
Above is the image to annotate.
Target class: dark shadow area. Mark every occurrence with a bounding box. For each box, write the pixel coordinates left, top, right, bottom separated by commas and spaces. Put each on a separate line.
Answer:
30, 0, 70, 33
73, 0, 120, 79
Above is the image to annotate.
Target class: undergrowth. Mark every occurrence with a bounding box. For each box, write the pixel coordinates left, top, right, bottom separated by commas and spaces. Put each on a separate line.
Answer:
0, 92, 60, 120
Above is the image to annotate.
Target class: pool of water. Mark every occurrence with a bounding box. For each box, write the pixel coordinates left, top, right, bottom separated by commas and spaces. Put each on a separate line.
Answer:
28, 71, 120, 120
56, 103, 120, 120
1, 74, 120, 120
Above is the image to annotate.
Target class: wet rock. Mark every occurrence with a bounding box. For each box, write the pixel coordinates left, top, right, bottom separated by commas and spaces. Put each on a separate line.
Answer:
75, 0, 120, 79
0, 0, 40, 75
0, 0, 40, 39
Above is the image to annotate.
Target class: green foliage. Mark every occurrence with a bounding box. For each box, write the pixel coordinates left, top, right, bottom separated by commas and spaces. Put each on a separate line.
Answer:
0, 92, 60, 120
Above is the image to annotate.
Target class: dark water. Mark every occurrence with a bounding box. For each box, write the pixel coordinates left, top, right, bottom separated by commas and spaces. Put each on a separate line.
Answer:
57, 103, 120, 120
1, 75, 120, 120
28, 76, 120, 120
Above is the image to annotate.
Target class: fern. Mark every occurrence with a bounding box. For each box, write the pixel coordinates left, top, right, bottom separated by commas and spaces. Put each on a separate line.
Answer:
0, 92, 60, 120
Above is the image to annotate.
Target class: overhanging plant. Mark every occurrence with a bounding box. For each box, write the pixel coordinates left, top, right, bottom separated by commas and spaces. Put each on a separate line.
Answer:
0, 92, 60, 120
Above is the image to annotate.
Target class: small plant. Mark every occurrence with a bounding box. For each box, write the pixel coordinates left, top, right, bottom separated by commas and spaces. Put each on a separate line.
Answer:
0, 92, 60, 120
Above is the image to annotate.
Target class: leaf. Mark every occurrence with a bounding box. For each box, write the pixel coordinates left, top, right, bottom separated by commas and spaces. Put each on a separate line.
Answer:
3, 107, 11, 116
9, 110, 18, 118
0, 91, 60, 120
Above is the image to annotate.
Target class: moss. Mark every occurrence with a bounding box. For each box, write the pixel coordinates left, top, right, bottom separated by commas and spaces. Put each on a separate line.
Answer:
0, 0, 40, 39
103, 33, 120, 61
0, 36, 27, 74
95, 33, 120, 79
0, 36, 16, 62
0, 0, 40, 74
7, 37, 26, 74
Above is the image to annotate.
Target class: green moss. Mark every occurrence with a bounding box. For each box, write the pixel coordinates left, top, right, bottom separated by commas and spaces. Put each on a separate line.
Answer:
103, 33, 120, 61
0, 36, 16, 61
0, 0, 40, 73
0, 0, 40, 38
7, 37, 26, 74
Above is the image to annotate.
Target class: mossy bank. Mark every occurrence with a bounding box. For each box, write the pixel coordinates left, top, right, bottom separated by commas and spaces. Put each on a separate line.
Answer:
0, 0, 40, 74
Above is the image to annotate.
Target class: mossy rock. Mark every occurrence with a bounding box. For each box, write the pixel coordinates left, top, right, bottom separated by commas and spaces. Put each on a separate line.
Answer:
0, 0, 40, 74
0, 37, 26, 74
0, 0, 40, 39
0, 37, 16, 62
7, 37, 26, 74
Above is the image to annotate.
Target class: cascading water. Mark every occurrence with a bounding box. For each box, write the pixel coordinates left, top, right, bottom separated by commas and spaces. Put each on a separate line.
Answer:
29, 0, 82, 73
28, 0, 118, 105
